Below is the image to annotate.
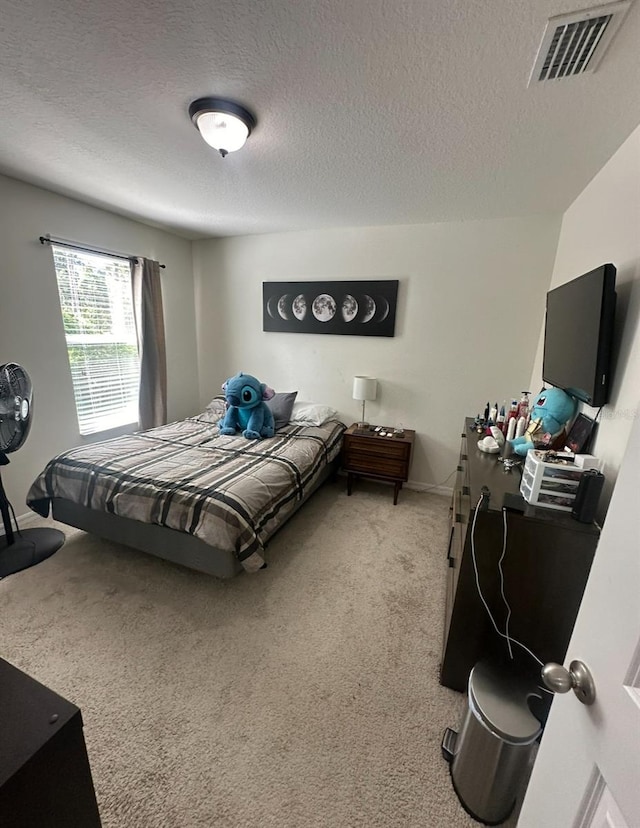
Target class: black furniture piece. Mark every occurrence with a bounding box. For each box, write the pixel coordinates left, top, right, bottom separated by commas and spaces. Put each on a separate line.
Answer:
0, 658, 101, 827
441, 420, 600, 692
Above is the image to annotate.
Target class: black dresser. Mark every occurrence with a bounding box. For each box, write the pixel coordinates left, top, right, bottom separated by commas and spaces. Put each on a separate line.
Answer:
0, 658, 101, 827
440, 419, 600, 692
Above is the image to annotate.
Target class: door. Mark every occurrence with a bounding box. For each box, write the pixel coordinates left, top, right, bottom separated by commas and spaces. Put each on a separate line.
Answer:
518, 414, 640, 826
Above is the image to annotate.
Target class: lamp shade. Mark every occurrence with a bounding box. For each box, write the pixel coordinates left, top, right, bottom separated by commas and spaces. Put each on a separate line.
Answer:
189, 97, 256, 157
353, 376, 377, 401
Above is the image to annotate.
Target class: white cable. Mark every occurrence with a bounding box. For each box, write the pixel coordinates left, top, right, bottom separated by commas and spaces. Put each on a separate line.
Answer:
470, 494, 544, 668
421, 468, 457, 493
499, 507, 514, 660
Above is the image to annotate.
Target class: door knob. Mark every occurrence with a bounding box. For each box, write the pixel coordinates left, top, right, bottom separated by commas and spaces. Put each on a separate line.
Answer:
541, 660, 596, 706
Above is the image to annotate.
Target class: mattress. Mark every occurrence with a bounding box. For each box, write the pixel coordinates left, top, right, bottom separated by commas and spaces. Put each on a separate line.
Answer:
28, 414, 346, 573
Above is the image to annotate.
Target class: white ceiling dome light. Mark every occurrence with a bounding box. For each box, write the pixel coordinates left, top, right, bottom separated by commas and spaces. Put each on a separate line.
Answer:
189, 97, 256, 157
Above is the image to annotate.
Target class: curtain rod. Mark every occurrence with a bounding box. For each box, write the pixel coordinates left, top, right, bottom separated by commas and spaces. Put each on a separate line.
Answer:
39, 236, 166, 269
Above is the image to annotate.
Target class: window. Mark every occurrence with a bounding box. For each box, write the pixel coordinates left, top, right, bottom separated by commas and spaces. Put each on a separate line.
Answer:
51, 245, 140, 435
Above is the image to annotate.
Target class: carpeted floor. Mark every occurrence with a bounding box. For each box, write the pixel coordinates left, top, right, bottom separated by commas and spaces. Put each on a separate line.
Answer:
2, 479, 482, 827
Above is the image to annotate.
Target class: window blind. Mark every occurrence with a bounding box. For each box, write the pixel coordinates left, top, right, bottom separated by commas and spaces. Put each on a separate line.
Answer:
52, 246, 140, 435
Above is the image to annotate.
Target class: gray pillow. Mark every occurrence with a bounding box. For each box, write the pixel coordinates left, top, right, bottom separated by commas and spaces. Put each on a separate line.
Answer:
267, 392, 298, 430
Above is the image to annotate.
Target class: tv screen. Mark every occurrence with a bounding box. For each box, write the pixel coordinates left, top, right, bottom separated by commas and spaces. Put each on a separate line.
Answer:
542, 264, 616, 408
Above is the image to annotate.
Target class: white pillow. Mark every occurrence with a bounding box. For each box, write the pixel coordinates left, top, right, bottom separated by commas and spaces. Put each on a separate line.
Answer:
290, 401, 338, 426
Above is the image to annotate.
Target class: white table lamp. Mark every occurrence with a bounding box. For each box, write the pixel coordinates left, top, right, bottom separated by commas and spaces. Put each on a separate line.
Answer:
353, 376, 377, 428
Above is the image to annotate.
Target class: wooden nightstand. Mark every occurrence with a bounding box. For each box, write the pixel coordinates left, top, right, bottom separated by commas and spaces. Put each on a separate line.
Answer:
342, 424, 415, 504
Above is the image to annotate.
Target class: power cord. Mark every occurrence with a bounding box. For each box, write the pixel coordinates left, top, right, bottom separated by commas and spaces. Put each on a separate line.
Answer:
498, 506, 513, 660
470, 491, 546, 671
9, 500, 22, 537
421, 468, 457, 493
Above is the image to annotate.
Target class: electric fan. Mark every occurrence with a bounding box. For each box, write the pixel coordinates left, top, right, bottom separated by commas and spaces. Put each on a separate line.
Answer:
0, 363, 64, 577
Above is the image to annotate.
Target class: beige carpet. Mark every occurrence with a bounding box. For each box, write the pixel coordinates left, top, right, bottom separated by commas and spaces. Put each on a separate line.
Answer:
2, 479, 481, 827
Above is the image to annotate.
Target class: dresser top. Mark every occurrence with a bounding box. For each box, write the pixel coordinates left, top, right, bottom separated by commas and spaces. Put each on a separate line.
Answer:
462, 418, 598, 535
346, 423, 415, 445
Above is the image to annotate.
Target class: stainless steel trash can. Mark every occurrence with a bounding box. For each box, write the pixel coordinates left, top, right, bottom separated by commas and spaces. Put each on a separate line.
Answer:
442, 660, 542, 825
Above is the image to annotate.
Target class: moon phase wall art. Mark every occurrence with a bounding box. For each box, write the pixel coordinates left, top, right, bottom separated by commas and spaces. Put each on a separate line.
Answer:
263, 280, 399, 336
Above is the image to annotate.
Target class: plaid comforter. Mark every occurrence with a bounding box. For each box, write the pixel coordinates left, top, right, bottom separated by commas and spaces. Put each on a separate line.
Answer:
27, 415, 346, 572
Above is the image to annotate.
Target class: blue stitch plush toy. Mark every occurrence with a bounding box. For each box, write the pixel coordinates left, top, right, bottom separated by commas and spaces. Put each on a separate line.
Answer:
218, 372, 276, 439
510, 387, 577, 456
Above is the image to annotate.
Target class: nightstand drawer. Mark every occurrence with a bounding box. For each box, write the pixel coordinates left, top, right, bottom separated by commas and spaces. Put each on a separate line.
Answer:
344, 454, 408, 479
344, 437, 409, 461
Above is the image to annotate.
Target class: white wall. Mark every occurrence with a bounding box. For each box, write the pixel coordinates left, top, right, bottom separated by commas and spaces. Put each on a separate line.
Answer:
0, 174, 199, 511
193, 215, 561, 489
520, 124, 640, 828
529, 124, 640, 516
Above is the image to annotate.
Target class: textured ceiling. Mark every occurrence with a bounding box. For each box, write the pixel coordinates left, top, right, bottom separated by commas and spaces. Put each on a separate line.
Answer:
1, 0, 639, 238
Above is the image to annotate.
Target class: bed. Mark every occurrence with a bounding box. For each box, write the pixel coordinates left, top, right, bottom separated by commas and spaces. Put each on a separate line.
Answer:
27, 397, 346, 578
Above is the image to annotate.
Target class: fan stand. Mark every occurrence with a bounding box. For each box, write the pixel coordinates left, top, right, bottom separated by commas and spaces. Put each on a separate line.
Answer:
0, 461, 64, 578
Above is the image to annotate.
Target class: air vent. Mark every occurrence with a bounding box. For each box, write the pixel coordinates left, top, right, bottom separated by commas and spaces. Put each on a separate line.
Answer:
528, 1, 632, 85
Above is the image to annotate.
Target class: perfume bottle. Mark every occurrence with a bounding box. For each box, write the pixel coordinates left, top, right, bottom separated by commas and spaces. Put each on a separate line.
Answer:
517, 391, 530, 423
505, 399, 519, 434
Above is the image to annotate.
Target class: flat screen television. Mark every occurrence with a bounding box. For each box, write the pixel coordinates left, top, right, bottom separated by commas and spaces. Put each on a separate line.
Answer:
542, 263, 616, 408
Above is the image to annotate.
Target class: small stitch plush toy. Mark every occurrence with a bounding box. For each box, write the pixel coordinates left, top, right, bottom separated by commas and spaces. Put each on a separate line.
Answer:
218, 372, 276, 439
509, 387, 577, 456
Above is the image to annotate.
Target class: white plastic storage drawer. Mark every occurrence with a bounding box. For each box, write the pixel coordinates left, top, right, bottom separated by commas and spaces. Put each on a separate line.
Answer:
520, 450, 585, 511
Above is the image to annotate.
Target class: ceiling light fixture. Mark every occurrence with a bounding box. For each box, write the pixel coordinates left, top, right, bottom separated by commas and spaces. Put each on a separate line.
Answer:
189, 97, 256, 157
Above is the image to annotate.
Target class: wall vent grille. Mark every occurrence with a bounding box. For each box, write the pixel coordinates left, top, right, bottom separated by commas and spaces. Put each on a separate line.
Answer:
528, 1, 632, 85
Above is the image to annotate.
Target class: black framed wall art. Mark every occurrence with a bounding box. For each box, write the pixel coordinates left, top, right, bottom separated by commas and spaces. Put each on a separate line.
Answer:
263, 280, 399, 336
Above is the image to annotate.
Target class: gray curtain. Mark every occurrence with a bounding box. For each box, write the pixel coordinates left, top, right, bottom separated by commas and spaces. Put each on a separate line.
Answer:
132, 257, 167, 430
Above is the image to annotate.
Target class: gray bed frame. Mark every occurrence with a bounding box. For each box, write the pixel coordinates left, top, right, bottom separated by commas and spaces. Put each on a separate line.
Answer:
51, 457, 339, 578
